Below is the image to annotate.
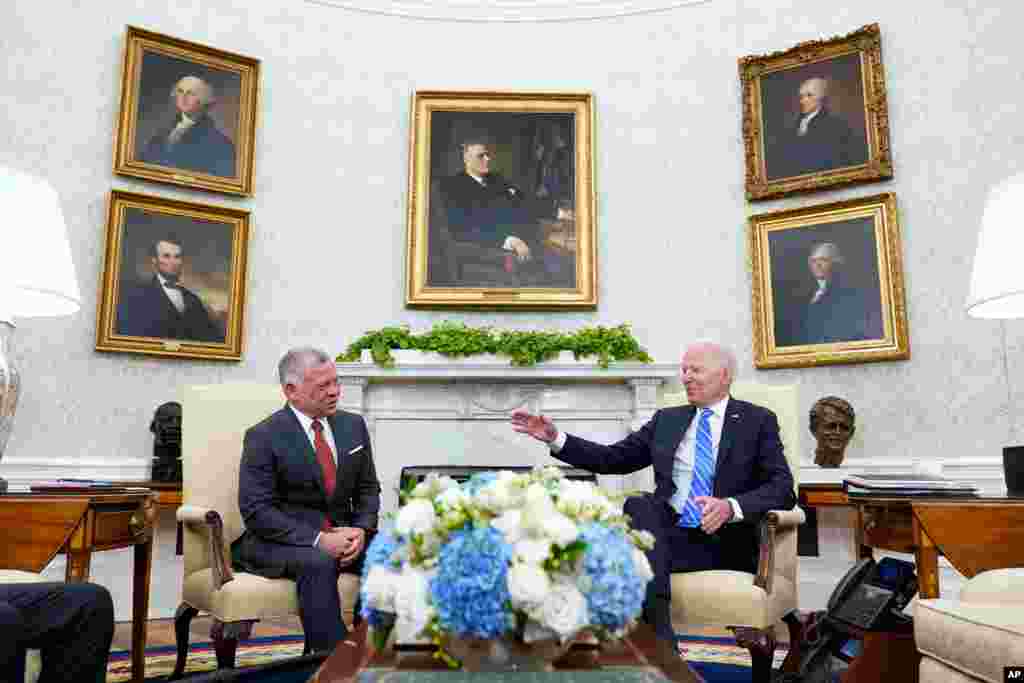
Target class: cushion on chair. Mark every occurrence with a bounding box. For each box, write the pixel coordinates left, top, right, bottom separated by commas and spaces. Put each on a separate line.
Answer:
182, 570, 300, 622
914, 598, 1024, 682
958, 568, 1024, 605
669, 570, 796, 630
919, 657, 981, 683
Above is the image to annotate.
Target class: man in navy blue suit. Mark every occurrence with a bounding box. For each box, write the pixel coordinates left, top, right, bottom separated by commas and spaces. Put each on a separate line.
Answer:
0, 581, 114, 683
232, 348, 381, 654
512, 342, 795, 648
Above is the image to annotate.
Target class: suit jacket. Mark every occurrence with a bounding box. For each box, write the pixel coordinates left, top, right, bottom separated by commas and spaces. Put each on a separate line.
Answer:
141, 114, 236, 178
767, 108, 866, 180
115, 276, 224, 343
553, 398, 796, 569
433, 172, 546, 249
801, 274, 885, 345
232, 406, 381, 577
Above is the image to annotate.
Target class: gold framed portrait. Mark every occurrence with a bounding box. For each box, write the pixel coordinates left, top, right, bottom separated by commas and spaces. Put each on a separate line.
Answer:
405, 90, 596, 309
113, 26, 260, 196
749, 192, 909, 369
740, 23, 893, 201
95, 189, 250, 361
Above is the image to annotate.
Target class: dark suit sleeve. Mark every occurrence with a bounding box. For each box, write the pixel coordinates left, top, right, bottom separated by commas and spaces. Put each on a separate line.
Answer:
553, 412, 660, 475
238, 423, 320, 546
732, 409, 796, 519
350, 416, 381, 531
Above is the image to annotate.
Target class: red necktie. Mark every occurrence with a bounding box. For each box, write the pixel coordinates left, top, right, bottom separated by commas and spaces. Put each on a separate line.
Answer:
311, 419, 337, 498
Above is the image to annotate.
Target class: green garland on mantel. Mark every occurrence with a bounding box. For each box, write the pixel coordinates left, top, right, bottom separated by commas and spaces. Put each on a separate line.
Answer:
337, 322, 653, 369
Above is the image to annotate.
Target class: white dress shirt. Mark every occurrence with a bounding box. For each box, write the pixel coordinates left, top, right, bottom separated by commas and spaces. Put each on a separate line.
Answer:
289, 404, 339, 547
156, 273, 185, 314
797, 108, 821, 136
550, 395, 743, 521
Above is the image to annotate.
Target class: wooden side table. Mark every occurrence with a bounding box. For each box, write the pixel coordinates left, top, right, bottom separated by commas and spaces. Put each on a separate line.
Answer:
136, 480, 184, 554
0, 490, 157, 683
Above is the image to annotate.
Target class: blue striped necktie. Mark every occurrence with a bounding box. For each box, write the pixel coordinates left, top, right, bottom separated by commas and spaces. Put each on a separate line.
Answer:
678, 408, 714, 528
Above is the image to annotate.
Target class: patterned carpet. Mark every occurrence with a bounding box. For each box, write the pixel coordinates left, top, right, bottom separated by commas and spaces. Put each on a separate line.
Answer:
106, 633, 788, 682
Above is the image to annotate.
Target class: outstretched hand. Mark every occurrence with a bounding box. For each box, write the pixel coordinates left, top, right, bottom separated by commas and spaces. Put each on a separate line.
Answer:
510, 408, 558, 443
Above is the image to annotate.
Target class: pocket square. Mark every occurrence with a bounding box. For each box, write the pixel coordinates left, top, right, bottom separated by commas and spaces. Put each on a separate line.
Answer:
348, 444, 364, 455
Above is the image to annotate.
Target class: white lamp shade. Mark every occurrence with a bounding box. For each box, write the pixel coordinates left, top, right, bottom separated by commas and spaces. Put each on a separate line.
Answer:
0, 166, 81, 321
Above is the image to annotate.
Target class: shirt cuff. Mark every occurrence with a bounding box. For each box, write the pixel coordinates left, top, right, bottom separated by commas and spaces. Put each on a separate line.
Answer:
313, 531, 322, 548
727, 497, 743, 522
550, 431, 567, 452
502, 236, 517, 251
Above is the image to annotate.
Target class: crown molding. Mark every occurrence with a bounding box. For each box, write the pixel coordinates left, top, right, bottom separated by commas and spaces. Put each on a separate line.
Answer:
304, 0, 710, 23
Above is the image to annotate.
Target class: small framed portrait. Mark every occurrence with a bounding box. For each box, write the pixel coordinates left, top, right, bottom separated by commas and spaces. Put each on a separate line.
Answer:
740, 23, 892, 201
748, 192, 909, 369
113, 26, 260, 196
95, 189, 250, 361
405, 90, 596, 309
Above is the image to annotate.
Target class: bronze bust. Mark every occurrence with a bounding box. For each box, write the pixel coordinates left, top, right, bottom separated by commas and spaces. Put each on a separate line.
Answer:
809, 396, 855, 467
150, 401, 182, 482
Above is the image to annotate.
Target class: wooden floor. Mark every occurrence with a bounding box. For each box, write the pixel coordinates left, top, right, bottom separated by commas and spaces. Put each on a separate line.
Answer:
113, 616, 738, 651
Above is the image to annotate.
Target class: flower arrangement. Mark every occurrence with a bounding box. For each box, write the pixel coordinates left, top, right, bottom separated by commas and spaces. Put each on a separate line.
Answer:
359, 467, 655, 665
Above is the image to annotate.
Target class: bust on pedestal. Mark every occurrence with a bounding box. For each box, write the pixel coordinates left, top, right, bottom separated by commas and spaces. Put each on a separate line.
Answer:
150, 401, 182, 482
809, 396, 855, 468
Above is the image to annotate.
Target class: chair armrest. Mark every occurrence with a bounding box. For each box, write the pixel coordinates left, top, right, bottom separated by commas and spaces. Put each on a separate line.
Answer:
753, 508, 806, 594
177, 504, 235, 590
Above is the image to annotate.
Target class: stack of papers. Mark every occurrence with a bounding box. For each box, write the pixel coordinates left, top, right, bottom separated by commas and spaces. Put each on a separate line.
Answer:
843, 472, 979, 496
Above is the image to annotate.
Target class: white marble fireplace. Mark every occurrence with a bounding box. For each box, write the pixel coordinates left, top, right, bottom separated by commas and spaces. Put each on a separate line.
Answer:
336, 350, 679, 515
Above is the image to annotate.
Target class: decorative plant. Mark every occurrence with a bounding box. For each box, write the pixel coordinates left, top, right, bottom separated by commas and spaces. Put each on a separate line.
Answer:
360, 467, 655, 663
337, 322, 653, 368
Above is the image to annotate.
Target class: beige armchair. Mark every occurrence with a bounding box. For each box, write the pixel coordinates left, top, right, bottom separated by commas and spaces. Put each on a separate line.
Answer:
663, 382, 805, 683
915, 567, 1024, 682
0, 570, 45, 683
172, 383, 360, 680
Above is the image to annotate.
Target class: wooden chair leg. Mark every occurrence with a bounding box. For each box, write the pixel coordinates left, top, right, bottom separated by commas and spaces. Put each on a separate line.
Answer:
167, 603, 198, 680
210, 618, 256, 669
779, 611, 805, 675
733, 626, 777, 683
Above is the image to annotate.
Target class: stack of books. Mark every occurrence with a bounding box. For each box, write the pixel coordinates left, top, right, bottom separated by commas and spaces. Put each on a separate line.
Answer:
843, 472, 979, 496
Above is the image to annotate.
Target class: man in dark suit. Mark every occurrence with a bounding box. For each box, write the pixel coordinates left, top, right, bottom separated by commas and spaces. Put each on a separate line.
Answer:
140, 75, 236, 178
0, 581, 114, 683
232, 348, 381, 654
512, 342, 795, 653
768, 77, 866, 180
115, 234, 224, 343
798, 242, 884, 345
428, 137, 572, 286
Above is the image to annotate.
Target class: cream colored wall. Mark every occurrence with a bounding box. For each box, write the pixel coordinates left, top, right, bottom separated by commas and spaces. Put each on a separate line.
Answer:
0, 0, 1018, 616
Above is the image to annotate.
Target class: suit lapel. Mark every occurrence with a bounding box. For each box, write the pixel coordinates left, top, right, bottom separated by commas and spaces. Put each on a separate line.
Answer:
326, 413, 350, 493
665, 405, 696, 457
716, 398, 742, 474
280, 405, 326, 495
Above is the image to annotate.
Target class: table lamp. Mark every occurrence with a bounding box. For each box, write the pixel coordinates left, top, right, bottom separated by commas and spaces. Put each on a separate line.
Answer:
0, 166, 81, 493
966, 171, 1024, 495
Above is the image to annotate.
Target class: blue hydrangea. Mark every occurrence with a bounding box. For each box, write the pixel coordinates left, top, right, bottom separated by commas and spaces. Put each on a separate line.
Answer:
578, 523, 647, 630
430, 525, 514, 638
460, 471, 498, 496
360, 525, 404, 624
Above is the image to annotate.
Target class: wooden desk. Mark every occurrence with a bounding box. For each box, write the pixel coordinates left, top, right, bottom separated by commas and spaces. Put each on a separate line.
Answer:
137, 480, 184, 554
0, 490, 157, 683
853, 494, 1024, 598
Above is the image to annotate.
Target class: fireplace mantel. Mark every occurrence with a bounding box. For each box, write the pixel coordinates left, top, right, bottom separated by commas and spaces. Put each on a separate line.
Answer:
336, 351, 678, 513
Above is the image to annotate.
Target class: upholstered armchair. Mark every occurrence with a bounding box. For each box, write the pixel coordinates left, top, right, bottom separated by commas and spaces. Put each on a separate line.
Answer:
915, 567, 1024, 682
172, 383, 360, 680
663, 382, 805, 683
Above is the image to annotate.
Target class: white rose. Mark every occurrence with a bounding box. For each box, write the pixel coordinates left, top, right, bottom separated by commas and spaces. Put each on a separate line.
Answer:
521, 484, 557, 535
491, 509, 524, 545
541, 513, 579, 547
514, 538, 552, 565
632, 548, 654, 583
537, 579, 588, 640
394, 567, 436, 641
630, 529, 656, 551
436, 486, 469, 511
507, 563, 550, 610
362, 565, 399, 613
395, 499, 437, 537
